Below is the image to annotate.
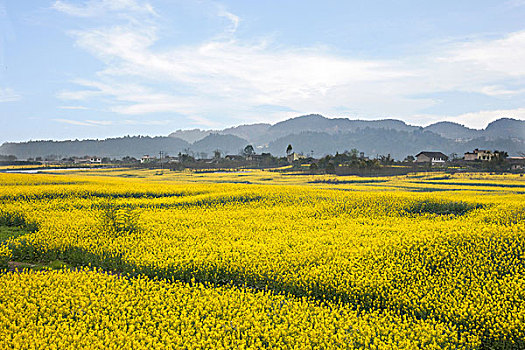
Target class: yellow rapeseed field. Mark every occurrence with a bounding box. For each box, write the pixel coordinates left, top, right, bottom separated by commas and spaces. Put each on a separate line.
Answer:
1, 169, 524, 348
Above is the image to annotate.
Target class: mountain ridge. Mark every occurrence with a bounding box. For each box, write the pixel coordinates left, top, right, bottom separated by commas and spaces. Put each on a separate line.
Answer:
169, 114, 524, 144
2, 115, 524, 160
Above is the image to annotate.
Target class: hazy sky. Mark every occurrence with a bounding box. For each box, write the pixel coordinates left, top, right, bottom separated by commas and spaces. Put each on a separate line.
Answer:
1, 0, 525, 142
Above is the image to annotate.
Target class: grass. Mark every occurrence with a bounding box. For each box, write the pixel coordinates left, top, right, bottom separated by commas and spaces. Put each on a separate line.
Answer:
0, 225, 72, 271
7, 260, 73, 272
0, 225, 28, 243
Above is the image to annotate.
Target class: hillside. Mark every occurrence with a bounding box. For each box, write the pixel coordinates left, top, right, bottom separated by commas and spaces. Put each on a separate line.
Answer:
168, 129, 212, 143
0, 136, 190, 159
191, 134, 249, 156
422, 122, 479, 140
484, 118, 525, 140
1, 115, 524, 160
168, 115, 525, 144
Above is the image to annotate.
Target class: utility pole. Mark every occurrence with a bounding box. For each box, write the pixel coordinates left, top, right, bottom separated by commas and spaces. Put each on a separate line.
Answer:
159, 151, 163, 172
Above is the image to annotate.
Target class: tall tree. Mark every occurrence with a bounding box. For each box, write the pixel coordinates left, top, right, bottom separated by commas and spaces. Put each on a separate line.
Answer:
243, 145, 255, 157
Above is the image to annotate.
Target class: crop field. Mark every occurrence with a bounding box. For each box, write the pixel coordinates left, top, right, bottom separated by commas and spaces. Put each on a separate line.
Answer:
0, 169, 524, 349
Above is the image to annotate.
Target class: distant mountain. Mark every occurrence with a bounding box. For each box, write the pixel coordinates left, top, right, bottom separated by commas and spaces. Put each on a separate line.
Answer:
422, 122, 479, 140
484, 118, 525, 140
191, 134, 249, 156
422, 118, 525, 141
0, 136, 190, 159
169, 129, 212, 143
168, 115, 420, 144
1, 115, 524, 160
219, 123, 271, 144
166, 115, 524, 146
266, 114, 417, 141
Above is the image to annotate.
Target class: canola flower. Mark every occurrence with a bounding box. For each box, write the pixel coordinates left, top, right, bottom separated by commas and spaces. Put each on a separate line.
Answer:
0, 268, 475, 350
0, 170, 524, 348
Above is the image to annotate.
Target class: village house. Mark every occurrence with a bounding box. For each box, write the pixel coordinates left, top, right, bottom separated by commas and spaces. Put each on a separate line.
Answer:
245, 153, 272, 161
287, 152, 306, 163
224, 155, 244, 161
415, 151, 448, 164
74, 157, 90, 164
508, 157, 525, 170
476, 149, 493, 161
465, 148, 494, 161
464, 151, 478, 161
464, 149, 505, 161
141, 155, 153, 163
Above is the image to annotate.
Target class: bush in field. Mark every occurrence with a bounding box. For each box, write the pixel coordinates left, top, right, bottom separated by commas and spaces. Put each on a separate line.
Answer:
404, 199, 483, 216
99, 203, 140, 237
0, 210, 38, 232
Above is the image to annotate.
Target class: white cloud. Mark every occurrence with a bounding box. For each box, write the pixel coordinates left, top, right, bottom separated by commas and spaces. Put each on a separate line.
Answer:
0, 88, 20, 102
445, 108, 525, 129
53, 118, 101, 126
479, 85, 525, 97
122, 119, 171, 125
85, 119, 113, 125
189, 115, 223, 128
54, 0, 525, 128
52, 0, 157, 18
441, 30, 525, 78
52, 118, 160, 127
217, 7, 239, 35
408, 108, 525, 130
57, 88, 103, 100
58, 105, 90, 110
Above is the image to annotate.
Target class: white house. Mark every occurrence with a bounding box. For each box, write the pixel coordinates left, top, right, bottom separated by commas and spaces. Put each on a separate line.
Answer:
415, 151, 448, 164
141, 155, 153, 163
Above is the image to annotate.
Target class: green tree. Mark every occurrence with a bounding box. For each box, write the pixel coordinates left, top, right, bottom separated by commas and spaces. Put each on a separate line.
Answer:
243, 145, 255, 157
326, 162, 336, 174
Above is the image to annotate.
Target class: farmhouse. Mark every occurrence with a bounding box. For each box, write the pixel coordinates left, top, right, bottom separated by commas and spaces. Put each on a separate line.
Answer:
141, 155, 153, 163
74, 157, 90, 164
245, 153, 273, 161
287, 152, 306, 163
463, 148, 495, 161
508, 157, 525, 170
225, 155, 244, 161
464, 149, 505, 161
464, 151, 478, 161
415, 151, 448, 164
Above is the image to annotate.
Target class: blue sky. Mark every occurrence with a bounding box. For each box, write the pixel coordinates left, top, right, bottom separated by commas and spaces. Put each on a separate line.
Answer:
1, 0, 525, 142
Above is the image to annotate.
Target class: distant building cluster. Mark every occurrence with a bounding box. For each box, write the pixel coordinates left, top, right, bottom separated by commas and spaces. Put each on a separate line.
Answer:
74, 157, 102, 164
463, 149, 503, 161
3, 141, 522, 173
414, 149, 512, 165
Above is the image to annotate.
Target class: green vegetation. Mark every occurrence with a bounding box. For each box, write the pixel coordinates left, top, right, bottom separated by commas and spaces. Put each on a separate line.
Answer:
0, 225, 27, 242
404, 199, 484, 216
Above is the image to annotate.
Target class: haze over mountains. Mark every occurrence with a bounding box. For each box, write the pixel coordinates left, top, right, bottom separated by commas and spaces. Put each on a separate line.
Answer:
1, 115, 524, 160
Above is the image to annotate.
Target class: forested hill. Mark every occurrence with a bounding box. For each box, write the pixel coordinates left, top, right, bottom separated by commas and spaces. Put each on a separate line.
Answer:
1, 115, 524, 159
170, 115, 525, 144
0, 136, 190, 160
